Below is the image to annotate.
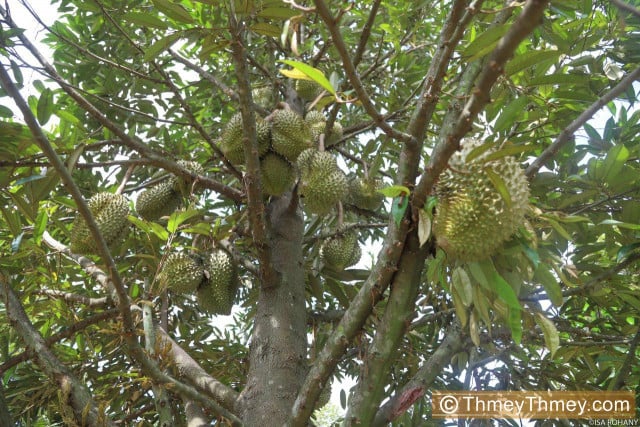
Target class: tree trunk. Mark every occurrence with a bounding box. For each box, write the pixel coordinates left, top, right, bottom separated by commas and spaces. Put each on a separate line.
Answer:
236, 193, 307, 425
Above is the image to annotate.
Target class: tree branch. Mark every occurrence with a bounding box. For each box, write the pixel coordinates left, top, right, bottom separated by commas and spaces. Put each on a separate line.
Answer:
312, 0, 415, 144
611, 0, 640, 19
372, 322, 466, 426
0, 6, 243, 203
525, 65, 640, 179
0, 308, 119, 376
345, 229, 429, 425
228, 10, 277, 288
0, 281, 113, 426
413, 0, 549, 207
611, 327, 640, 390
156, 327, 239, 413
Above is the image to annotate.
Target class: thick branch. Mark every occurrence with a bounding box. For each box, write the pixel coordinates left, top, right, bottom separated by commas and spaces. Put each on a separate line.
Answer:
525, 65, 640, 178
156, 327, 239, 412
413, 0, 549, 206
228, 12, 277, 288
611, 327, 640, 390
372, 322, 466, 426
0, 281, 113, 426
345, 229, 429, 425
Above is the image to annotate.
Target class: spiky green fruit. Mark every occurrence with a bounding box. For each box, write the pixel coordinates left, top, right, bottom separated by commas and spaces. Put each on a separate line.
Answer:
136, 181, 182, 221
298, 149, 348, 215
271, 109, 312, 161
252, 86, 274, 110
295, 79, 322, 101
305, 110, 326, 125
321, 228, 361, 271
70, 192, 130, 254
347, 176, 384, 211
260, 152, 295, 196
433, 139, 530, 262
218, 113, 245, 165
218, 113, 271, 165
197, 249, 238, 315
158, 253, 204, 293
316, 380, 332, 408
324, 121, 343, 147
171, 160, 205, 195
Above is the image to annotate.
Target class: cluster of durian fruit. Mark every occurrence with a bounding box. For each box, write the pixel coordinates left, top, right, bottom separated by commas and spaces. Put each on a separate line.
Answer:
135, 160, 204, 221
433, 139, 530, 262
217, 105, 382, 216
157, 249, 238, 315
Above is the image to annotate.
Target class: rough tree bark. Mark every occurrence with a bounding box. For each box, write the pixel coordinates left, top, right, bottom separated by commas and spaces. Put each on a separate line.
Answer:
236, 191, 308, 425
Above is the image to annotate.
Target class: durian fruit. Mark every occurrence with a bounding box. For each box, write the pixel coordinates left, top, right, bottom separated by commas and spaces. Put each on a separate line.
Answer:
271, 109, 312, 162
295, 79, 322, 102
316, 379, 332, 408
171, 159, 205, 195
217, 113, 271, 165
347, 175, 384, 211
252, 86, 274, 110
136, 180, 182, 221
433, 139, 530, 262
298, 148, 349, 215
321, 228, 361, 271
305, 111, 343, 147
157, 252, 204, 293
260, 152, 295, 196
218, 112, 245, 165
70, 192, 130, 254
324, 121, 343, 147
197, 249, 238, 315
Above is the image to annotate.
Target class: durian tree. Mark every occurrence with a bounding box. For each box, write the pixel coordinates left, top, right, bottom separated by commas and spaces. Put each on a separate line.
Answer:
0, 0, 639, 425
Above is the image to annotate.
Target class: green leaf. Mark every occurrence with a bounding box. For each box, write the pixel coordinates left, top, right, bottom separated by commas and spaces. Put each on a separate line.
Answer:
54, 109, 81, 125
33, 209, 48, 246
468, 261, 490, 290
377, 185, 410, 198
601, 144, 629, 185
11, 232, 24, 253
598, 219, 640, 231
417, 208, 431, 247
124, 12, 169, 29
144, 33, 183, 61
278, 59, 336, 95
257, 7, 300, 20
535, 313, 560, 358
505, 50, 561, 76
152, 0, 195, 24
0, 105, 13, 118
167, 209, 201, 233
485, 167, 512, 208
37, 88, 54, 126
250, 23, 282, 38
508, 307, 522, 344
534, 266, 563, 306
489, 267, 521, 311
617, 243, 640, 263
461, 24, 509, 61
481, 144, 538, 162
451, 266, 472, 307
493, 97, 529, 132
391, 195, 409, 227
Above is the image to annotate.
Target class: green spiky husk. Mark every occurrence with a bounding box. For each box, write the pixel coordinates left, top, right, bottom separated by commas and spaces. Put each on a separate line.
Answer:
260, 152, 295, 196
298, 149, 348, 215
197, 249, 238, 315
158, 253, 204, 293
295, 79, 322, 101
171, 160, 205, 195
135, 181, 182, 221
347, 176, 383, 211
321, 228, 361, 271
433, 139, 530, 262
218, 113, 245, 165
70, 192, 130, 254
271, 109, 312, 162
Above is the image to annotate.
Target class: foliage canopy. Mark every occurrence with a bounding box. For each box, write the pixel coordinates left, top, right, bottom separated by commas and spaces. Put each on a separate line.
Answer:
0, 0, 639, 425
